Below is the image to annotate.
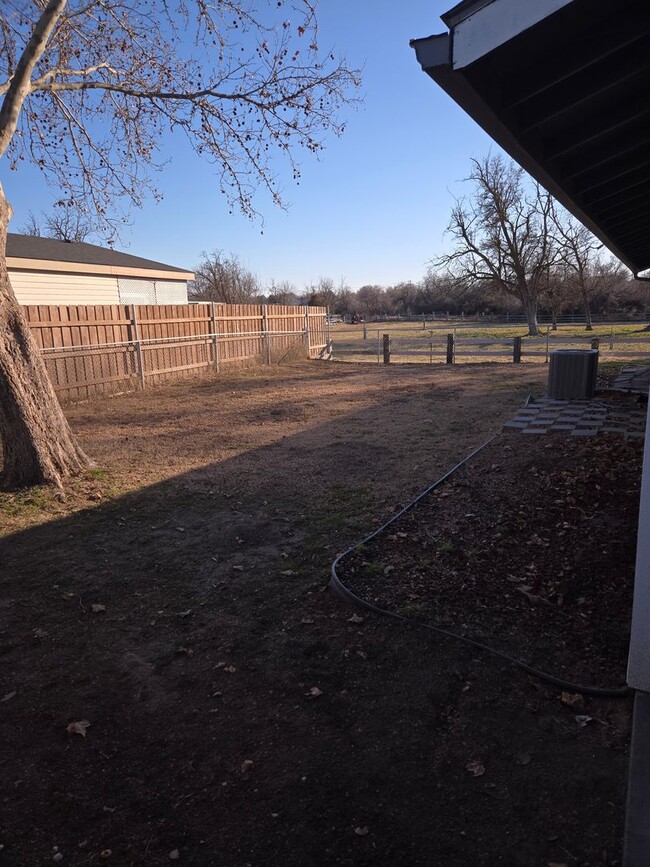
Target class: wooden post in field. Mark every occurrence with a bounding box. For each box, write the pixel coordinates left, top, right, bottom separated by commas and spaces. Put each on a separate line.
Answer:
513, 336, 522, 364
446, 333, 454, 364
591, 337, 600, 351
383, 333, 391, 364
422, 314, 426, 330
545, 325, 550, 363
131, 304, 146, 389
363, 325, 367, 340
211, 301, 220, 372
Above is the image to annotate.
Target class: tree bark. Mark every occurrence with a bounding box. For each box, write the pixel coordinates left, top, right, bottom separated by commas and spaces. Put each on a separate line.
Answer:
582, 287, 593, 331
522, 297, 540, 336
0, 185, 93, 488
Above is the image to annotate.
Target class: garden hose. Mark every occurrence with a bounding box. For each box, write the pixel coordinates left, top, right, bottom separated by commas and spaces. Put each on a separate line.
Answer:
330, 421, 632, 699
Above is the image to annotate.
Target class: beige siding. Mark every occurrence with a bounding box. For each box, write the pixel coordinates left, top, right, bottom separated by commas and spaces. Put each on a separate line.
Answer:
8, 269, 119, 305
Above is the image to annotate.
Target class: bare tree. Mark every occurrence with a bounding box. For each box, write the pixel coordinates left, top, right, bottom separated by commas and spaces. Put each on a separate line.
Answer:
551, 207, 602, 330
20, 209, 95, 242
267, 279, 299, 305
191, 251, 260, 304
305, 276, 336, 309
435, 155, 556, 335
0, 1, 360, 488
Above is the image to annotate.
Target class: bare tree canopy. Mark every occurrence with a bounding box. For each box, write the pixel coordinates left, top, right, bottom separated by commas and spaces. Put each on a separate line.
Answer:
192, 250, 260, 304
1, 0, 361, 228
21, 209, 95, 242
0, 0, 361, 489
434, 155, 555, 335
550, 206, 603, 331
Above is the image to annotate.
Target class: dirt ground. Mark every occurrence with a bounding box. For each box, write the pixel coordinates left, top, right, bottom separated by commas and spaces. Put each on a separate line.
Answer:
0, 361, 636, 866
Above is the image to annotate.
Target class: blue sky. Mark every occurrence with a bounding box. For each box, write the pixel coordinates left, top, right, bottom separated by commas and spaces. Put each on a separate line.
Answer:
4, 1, 499, 290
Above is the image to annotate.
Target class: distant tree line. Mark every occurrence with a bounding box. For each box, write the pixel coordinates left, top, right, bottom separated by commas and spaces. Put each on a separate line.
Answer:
190, 155, 648, 330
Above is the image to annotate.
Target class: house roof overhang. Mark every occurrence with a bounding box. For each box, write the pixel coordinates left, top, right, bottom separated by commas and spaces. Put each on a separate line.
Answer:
411, 0, 650, 277
6, 233, 194, 282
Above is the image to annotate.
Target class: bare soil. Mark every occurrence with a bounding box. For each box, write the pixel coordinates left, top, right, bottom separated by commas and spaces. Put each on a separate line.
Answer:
0, 362, 637, 866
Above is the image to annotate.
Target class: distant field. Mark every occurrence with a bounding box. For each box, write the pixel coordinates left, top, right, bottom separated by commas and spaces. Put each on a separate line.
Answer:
329, 320, 650, 365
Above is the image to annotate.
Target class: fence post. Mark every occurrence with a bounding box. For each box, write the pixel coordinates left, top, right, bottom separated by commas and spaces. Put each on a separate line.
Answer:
591, 337, 600, 351
383, 333, 391, 365
262, 304, 271, 365
422, 314, 426, 330
210, 301, 220, 372
363, 325, 367, 340
446, 333, 454, 364
545, 325, 550, 363
513, 336, 522, 363
304, 307, 311, 358
131, 304, 146, 389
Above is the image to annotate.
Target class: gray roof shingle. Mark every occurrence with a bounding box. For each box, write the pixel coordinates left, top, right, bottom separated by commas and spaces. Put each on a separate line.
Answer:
7, 233, 191, 275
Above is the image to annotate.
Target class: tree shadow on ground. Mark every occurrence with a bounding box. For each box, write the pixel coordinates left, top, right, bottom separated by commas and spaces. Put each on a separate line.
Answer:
0, 363, 627, 867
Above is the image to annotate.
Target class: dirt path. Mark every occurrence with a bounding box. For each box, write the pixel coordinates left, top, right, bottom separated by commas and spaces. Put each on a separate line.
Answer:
0, 362, 631, 866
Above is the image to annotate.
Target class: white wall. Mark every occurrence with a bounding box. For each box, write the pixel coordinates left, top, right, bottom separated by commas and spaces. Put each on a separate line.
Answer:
9, 270, 119, 305
9, 270, 189, 306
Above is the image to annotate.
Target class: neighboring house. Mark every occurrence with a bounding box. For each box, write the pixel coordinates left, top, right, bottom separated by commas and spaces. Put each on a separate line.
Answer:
7, 233, 194, 305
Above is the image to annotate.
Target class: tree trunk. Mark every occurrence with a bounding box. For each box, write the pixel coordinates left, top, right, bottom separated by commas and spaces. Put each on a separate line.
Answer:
0, 187, 93, 489
522, 297, 540, 336
582, 287, 593, 331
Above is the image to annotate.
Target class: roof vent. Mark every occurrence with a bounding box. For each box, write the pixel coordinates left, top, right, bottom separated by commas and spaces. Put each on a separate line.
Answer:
547, 349, 599, 400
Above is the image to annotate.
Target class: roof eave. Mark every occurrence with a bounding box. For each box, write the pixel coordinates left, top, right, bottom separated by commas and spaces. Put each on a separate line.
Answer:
411, 32, 642, 275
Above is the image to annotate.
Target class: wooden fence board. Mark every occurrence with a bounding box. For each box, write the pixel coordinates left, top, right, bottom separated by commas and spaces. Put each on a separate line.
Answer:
23, 302, 327, 401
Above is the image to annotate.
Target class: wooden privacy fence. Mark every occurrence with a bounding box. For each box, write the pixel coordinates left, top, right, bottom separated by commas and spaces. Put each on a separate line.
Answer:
23, 302, 329, 401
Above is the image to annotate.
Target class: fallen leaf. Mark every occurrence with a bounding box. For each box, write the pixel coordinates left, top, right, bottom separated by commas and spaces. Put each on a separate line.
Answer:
223, 665, 237, 673
561, 692, 584, 708
465, 760, 485, 777
100, 852, 112, 859
33, 628, 48, 638
354, 826, 369, 837
347, 614, 364, 624
91, 604, 106, 613
241, 759, 254, 772
575, 715, 593, 728
1, 691, 16, 702
300, 618, 315, 625
280, 569, 296, 576
232, 565, 244, 572
169, 851, 180, 861
307, 687, 322, 698
67, 720, 91, 737
176, 609, 192, 618
61, 592, 75, 600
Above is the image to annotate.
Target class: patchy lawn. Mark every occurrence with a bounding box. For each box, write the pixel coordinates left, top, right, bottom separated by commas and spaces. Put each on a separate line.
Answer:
0, 361, 635, 866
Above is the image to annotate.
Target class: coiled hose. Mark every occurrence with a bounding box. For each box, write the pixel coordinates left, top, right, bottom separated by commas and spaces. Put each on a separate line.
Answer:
330, 429, 631, 699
